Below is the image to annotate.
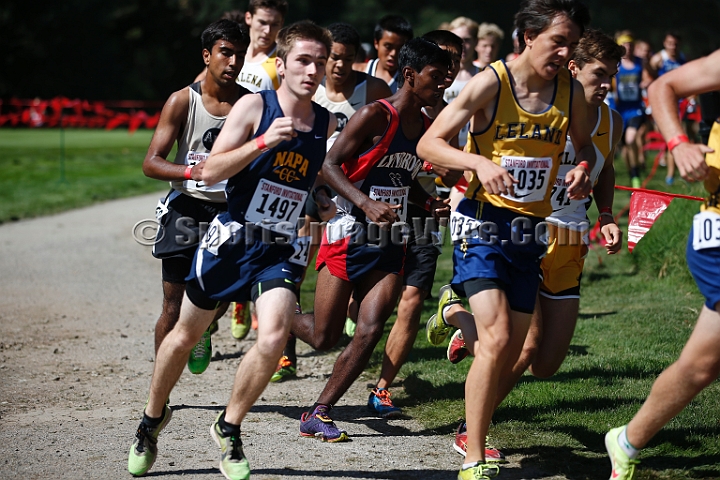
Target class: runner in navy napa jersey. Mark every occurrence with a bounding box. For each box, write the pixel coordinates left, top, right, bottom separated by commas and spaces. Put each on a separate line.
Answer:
127, 22, 336, 480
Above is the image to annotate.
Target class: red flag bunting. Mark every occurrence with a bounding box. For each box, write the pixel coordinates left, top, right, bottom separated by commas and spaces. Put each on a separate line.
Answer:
627, 190, 673, 252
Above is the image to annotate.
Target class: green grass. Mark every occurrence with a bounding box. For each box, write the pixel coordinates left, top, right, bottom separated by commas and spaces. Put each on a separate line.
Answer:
302, 151, 718, 479
0, 128, 165, 222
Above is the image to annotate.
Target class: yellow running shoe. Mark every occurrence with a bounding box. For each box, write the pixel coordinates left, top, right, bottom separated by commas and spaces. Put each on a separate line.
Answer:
230, 302, 251, 340
605, 426, 639, 480
457, 462, 500, 479
427, 284, 461, 345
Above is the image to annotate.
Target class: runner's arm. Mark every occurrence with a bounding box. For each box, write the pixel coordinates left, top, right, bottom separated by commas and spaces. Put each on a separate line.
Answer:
142, 89, 196, 181
565, 78, 595, 200
594, 109, 623, 254
417, 69, 518, 196
202, 94, 296, 186
648, 50, 720, 181
323, 103, 401, 224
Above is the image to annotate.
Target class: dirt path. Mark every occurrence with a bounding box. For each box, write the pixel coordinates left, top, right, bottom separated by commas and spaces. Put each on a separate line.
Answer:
0, 193, 563, 479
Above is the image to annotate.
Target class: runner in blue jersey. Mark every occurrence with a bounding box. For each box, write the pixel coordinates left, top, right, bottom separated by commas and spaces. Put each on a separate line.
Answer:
126, 21, 337, 480
291, 37, 451, 442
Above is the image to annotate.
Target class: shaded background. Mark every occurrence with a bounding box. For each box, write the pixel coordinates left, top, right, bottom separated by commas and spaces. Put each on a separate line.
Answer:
2, 0, 719, 101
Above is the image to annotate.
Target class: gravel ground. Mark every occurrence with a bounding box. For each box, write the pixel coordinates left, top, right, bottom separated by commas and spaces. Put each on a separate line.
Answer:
0, 193, 566, 480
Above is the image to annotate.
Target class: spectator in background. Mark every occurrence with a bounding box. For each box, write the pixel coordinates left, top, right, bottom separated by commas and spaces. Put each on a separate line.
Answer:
505, 28, 520, 62
360, 14, 414, 93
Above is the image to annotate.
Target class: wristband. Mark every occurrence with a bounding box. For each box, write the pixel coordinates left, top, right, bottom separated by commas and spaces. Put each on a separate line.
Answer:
577, 161, 590, 174
599, 206, 612, 214
184, 165, 193, 180
424, 196, 434, 212
311, 185, 332, 201
667, 134, 689, 152
255, 134, 270, 153
599, 212, 615, 220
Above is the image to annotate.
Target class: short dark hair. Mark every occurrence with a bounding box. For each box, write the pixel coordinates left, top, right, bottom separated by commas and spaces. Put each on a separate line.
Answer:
221, 10, 245, 23
665, 30, 682, 42
276, 21, 332, 64
571, 28, 624, 69
201, 19, 250, 52
397, 37, 451, 87
328, 22, 361, 53
514, 0, 590, 52
422, 30, 463, 54
247, 0, 288, 18
374, 15, 413, 42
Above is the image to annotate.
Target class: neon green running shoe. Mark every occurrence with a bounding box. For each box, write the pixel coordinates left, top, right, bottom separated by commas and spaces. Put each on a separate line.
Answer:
457, 462, 500, 479
427, 284, 461, 345
270, 355, 296, 383
127, 405, 172, 476
344, 317, 356, 337
605, 426, 639, 480
211, 413, 250, 480
188, 329, 212, 374
230, 302, 251, 340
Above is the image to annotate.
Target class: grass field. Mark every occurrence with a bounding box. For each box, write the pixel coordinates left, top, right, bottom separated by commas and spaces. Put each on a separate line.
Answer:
0, 128, 164, 223
5, 128, 718, 478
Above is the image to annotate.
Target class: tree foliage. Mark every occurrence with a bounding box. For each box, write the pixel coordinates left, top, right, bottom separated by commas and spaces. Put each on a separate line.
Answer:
1, 0, 718, 101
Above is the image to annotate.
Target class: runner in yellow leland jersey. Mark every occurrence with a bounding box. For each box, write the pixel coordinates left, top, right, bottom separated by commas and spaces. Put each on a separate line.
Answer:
417, 1, 594, 478
443, 29, 625, 461
605, 49, 720, 480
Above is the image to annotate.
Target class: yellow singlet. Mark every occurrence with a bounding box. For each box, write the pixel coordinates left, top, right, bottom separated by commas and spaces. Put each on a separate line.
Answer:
466, 60, 573, 218
702, 122, 720, 215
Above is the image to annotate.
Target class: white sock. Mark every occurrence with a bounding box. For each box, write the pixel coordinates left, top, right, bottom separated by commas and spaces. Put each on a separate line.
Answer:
441, 305, 453, 326
462, 462, 478, 470
618, 426, 639, 459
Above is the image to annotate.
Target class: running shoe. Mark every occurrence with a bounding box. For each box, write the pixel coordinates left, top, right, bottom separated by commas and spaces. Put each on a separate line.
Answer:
230, 302, 251, 340
454, 422, 507, 463
127, 405, 172, 476
665, 176, 674, 186
447, 329, 469, 364
368, 387, 402, 418
299, 405, 349, 442
250, 302, 258, 330
631, 177, 642, 189
269, 355, 296, 383
605, 426, 639, 480
344, 317, 356, 337
187, 329, 212, 374
211, 413, 250, 480
208, 319, 219, 335
427, 284, 461, 345
457, 463, 500, 480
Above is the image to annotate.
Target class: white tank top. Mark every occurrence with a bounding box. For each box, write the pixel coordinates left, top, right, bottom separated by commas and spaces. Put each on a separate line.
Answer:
170, 83, 228, 203
236, 46, 280, 92
443, 67, 479, 148
365, 58, 400, 93
314, 74, 369, 149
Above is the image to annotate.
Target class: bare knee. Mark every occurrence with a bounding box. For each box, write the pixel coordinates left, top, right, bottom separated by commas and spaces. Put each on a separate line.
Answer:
256, 329, 289, 358
676, 356, 720, 391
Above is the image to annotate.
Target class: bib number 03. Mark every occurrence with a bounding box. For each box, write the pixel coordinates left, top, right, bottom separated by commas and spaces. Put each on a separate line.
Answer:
692, 211, 720, 251
499, 156, 551, 203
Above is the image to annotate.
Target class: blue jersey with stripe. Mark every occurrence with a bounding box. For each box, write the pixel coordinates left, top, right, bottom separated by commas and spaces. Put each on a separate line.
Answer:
226, 90, 330, 231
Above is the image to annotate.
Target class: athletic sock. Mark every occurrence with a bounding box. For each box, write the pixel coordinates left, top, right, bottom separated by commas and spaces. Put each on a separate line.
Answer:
441, 305, 454, 326
618, 426, 639, 459
141, 407, 166, 428
218, 411, 241, 437
462, 461, 479, 470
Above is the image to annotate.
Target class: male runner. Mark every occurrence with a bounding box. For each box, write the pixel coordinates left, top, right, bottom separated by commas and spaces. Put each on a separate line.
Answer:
444, 28, 624, 458
229, 0, 289, 341
615, 31, 646, 188
269, 22, 392, 382
127, 21, 336, 480
362, 15, 414, 93
236, 0, 287, 93
143, 20, 250, 374
417, 1, 594, 478
473, 23, 504, 70
291, 38, 451, 440
367, 30, 462, 417
605, 48, 720, 480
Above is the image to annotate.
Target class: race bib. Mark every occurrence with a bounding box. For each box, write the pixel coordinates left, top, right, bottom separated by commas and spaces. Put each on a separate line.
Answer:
199, 216, 242, 256
449, 210, 484, 243
184, 152, 227, 193
288, 235, 311, 266
500, 156, 552, 203
618, 80, 640, 102
245, 179, 307, 228
368, 185, 409, 223
692, 211, 720, 251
